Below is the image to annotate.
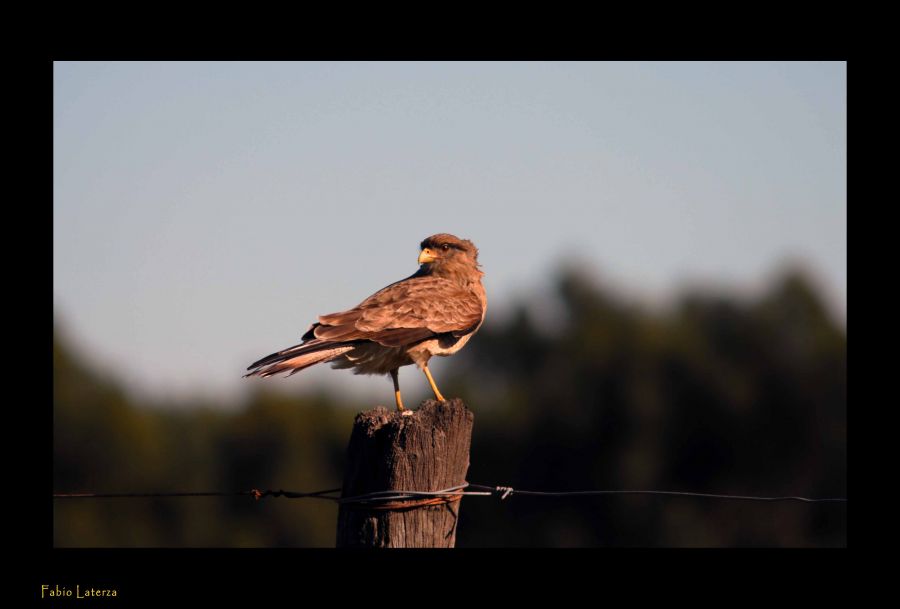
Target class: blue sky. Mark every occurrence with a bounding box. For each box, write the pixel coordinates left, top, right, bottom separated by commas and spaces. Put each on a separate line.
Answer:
53, 61, 846, 406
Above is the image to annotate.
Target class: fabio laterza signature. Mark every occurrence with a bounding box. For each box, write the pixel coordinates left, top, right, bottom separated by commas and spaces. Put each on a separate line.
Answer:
41, 585, 118, 599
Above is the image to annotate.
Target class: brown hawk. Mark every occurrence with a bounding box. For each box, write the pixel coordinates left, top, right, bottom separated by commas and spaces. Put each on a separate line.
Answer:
245, 233, 487, 411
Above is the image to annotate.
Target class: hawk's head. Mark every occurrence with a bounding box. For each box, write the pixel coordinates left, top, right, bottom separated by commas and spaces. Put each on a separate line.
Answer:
417, 233, 482, 281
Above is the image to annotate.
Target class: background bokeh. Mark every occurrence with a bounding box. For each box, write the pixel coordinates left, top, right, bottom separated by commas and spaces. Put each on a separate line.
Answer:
53, 61, 846, 547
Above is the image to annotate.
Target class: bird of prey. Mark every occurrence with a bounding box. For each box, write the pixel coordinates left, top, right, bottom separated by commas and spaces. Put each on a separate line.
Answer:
245, 233, 486, 411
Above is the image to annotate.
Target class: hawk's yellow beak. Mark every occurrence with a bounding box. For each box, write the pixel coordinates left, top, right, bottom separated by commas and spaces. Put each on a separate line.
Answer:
418, 248, 438, 264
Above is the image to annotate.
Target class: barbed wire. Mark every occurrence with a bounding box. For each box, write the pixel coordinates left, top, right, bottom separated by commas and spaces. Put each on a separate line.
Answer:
53, 482, 847, 506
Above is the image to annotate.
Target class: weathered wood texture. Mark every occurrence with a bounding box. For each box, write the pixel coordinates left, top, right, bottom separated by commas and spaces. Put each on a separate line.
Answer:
336, 398, 474, 548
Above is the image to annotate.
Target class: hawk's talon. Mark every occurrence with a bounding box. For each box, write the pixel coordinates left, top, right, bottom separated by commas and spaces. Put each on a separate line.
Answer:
390, 368, 405, 411
423, 364, 446, 402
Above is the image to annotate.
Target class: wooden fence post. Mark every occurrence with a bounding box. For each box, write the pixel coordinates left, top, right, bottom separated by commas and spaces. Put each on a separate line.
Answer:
335, 398, 474, 548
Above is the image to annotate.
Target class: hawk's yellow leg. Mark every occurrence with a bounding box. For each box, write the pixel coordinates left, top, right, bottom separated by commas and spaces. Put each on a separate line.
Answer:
422, 364, 446, 402
390, 368, 405, 411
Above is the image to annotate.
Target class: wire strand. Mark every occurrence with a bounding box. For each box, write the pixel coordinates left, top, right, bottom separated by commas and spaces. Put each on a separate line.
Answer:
465, 485, 847, 503
53, 483, 847, 505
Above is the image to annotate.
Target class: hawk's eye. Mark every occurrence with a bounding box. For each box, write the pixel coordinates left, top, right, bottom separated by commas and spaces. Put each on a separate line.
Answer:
441, 244, 450, 251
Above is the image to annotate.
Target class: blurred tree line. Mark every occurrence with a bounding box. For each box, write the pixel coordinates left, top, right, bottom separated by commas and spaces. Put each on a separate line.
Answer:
54, 266, 846, 547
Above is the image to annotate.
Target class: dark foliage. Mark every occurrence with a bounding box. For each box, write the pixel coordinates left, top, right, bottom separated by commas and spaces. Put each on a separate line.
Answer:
54, 267, 846, 546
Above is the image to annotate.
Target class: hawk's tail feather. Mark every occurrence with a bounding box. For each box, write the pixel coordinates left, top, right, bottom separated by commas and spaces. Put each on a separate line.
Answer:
247, 338, 335, 370
244, 343, 354, 378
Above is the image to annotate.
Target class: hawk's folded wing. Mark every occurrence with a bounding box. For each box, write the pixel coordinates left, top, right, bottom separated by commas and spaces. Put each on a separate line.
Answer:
306, 276, 484, 347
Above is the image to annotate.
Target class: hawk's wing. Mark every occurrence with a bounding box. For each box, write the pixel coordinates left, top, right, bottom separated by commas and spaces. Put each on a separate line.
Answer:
305, 276, 484, 348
